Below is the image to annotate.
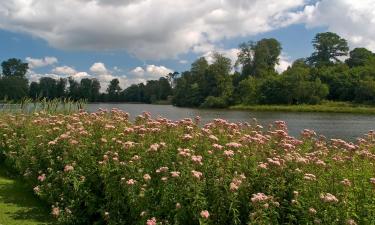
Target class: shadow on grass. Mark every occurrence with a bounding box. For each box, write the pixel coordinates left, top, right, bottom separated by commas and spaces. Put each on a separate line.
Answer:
0, 165, 54, 224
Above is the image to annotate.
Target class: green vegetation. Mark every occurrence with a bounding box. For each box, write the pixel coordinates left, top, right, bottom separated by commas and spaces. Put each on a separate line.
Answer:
1, 110, 375, 224
231, 101, 375, 114
0, 165, 52, 225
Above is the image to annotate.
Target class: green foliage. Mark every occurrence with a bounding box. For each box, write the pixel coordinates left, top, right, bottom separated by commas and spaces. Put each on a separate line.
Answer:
307, 32, 349, 67
200, 96, 227, 108
1, 111, 375, 224
236, 38, 282, 78
1, 58, 28, 77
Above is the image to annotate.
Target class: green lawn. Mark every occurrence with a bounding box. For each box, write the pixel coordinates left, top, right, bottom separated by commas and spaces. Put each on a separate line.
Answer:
0, 166, 53, 225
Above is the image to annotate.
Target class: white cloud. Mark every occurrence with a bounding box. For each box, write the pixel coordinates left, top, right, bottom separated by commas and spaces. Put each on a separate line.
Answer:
25, 56, 58, 69
0, 0, 309, 60
179, 60, 189, 64
52, 66, 77, 75
276, 54, 292, 73
301, 0, 375, 51
129, 65, 173, 79
203, 48, 240, 68
90, 62, 108, 75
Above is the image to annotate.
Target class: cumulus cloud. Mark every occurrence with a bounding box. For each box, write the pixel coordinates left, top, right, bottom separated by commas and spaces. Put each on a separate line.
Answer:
52, 66, 77, 75
301, 0, 375, 51
0, 0, 308, 59
25, 56, 58, 69
129, 65, 173, 79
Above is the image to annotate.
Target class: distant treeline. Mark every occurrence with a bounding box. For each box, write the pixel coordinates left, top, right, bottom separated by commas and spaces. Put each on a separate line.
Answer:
1, 32, 375, 107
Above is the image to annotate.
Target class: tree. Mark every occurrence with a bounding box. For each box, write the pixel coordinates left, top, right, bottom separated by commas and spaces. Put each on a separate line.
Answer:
107, 79, 122, 101
91, 79, 101, 102
236, 38, 281, 78
39, 77, 57, 99
68, 77, 80, 100
29, 81, 40, 99
307, 32, 349, 67
56, 78, 67, 98
346, 48, 375, 68
1, 58, 29, 77
80, 78, 93, 100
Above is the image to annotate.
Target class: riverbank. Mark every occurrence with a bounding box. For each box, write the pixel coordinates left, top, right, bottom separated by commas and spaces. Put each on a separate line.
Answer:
231, 101, 375, 114
0, 165, 52, 225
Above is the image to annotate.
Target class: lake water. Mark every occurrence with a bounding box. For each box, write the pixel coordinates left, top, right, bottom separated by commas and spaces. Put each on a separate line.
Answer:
86, 103, 375, 141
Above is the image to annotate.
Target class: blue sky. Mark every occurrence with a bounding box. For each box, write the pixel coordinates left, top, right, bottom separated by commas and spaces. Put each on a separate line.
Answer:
0, 0, 374, 90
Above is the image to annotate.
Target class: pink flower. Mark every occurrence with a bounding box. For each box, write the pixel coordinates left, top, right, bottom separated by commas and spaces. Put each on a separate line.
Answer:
38, 174, 46, 182
64, 165, 74, 172
346, 219, 357, 225
170, 171, 180, 177
126, 179, 137, 185
149, 143, 160, 152
251, 193, 269, 203
146, 217, 157, 225
191, 155, 203, 165
226, 142, 242, 148
370, 178, 375, 185
223, 150, 234, 157
320, 193, 339, 203
176, 203, 181, 209
308, 208, 317, 215
340, 178, 351, 187
33, 186, 40, 194
303, 173, 316, 181
52, 207, 60, 218
191, 170, 203, 180
143, 174, 151, 181
200, 210, 210, 219
208, 135, 219, 142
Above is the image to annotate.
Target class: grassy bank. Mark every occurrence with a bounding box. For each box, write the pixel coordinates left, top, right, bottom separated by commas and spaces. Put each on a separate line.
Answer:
0, 165, 52, 225
231, 101, 375, 114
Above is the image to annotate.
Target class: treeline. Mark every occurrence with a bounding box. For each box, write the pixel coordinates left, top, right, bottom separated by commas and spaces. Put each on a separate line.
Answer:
173, 32, 375, 107
1, 32, 375, 107
0, 59, 172, 103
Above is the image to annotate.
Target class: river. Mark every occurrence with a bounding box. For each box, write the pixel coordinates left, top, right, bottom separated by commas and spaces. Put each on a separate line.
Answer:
85, 103, 375, 141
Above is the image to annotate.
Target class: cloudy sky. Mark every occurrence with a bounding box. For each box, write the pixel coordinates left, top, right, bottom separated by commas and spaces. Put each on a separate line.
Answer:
1, 0, 375, 90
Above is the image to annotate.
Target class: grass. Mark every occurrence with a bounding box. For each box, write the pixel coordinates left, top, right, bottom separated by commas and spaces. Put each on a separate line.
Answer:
0, 165, 52, 225
230, 101, 375, 114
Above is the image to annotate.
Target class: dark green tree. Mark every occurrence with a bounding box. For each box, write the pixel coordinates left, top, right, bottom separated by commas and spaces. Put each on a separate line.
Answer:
346, 48, 375, 68
307, 32, 349, 67
1, 58, 29, 77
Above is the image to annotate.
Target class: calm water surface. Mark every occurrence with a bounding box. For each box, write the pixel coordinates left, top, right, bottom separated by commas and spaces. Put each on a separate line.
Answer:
86, 103, 375, 141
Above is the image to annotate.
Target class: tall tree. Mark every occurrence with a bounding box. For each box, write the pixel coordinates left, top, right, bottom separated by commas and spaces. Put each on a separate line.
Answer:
107, 79, 122, 101
345, 48, 375, 68
1, 58, 29, 77
307, 32, 349, 67
236, 38, 281, 78
91, 79, 101, 102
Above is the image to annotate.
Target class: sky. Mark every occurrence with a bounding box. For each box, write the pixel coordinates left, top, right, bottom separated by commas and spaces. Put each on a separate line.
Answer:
0, 0, 375, 91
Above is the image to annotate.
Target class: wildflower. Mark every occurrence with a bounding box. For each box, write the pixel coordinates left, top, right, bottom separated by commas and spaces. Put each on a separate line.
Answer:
191, 155, 203, 165
38, 174, 46, 182
346, 219, 357, 225
52, 207, 60, 218
308, 208, 317, 215
320, 193, 339, 203
161, 177, 168, 182
170, 171, 180, 177
140, 211, 147, 217
200, 210, 210, 219
258, 163, 268, 169
370, 178, 375, 185
251, 193, 269, 203
191, 170, 203, 180
340, 178, 352, 187
33, 186, 40, 194
126, 179, 137, 185
226, 142, 242, 148
176, 203, 181, 209
224, 150, 234, 157
64, 165, 74, 172
146, 217, 157, 225
149, 143, 160, 152
182, 134, 193, 141
212, 143, 223, 150
143, 174, 151, 181
303, 173, 316, 181
104, 212, 110, 220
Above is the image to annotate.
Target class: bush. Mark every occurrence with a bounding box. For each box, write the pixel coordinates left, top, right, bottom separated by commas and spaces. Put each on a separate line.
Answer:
0, 110, 375, 224
200, 96, 228, 108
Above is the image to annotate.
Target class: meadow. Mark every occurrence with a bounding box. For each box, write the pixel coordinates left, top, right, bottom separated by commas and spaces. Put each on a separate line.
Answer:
0, 108, 374, 224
